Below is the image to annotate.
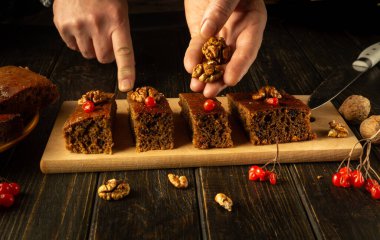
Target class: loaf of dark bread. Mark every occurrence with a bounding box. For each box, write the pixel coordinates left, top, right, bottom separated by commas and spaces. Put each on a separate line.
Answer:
0, 66, 59, 118
179, 93, 233, 149
227, 92, 315, 145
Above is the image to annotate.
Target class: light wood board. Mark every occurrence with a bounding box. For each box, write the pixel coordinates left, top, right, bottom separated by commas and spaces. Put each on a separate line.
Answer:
40, 96, 362, 174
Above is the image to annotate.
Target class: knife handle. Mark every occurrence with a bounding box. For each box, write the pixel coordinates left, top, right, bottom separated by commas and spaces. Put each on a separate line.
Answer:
352, 42, 380, 72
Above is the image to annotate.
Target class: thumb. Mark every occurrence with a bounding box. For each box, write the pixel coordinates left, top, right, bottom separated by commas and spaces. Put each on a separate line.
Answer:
200, 0, 240, 38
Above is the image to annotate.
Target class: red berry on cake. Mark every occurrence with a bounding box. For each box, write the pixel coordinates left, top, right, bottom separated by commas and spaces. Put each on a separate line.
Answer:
82, 101, 95, 113
203, 99, 216, 111
266, 97, 279, 106
145, 96, 156, 107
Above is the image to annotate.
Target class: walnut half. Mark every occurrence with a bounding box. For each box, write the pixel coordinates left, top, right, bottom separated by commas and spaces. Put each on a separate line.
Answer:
252, 86, 282, 100
98, 179, 131, 201
130, 86, 163, 103
214, 193, 233, 212
78, 90, 110, 105
168, 173, 188, 189
328, 120, 349, 138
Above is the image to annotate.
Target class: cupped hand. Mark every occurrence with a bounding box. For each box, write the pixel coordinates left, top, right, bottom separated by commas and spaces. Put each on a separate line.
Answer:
184, 0, 267, 98
53, 0, 135, 92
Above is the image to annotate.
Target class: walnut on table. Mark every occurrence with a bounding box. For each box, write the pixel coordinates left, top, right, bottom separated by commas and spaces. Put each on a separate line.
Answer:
360, 115, 380, 144
339, 95, 371, 124
214, 193, 233, 212
97, 179, 130, 201
168, 173, 188, 189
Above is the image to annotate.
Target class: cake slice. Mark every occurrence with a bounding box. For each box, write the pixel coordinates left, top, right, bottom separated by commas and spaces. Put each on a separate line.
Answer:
127, 86, 174, 152
179, 93, 233, 149
0, 114, 23, 144
227, 86, 315, 145
0, 66, 59, 118
63, 90, 116, 154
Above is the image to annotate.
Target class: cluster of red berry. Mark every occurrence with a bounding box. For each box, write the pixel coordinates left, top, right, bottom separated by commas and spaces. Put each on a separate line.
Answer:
82, 100, 95, 113
332, 166, 380, 199
0, 178, 20, 208
265, 97, 279, 106
248, 165, 277, 185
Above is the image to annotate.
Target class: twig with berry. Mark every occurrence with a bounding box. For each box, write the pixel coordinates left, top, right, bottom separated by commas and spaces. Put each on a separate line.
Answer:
331, 128, 380, 200
248, 140, 281, 185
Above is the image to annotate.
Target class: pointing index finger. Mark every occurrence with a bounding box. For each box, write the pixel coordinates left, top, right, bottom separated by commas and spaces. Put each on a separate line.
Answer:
112, 23, 135, 92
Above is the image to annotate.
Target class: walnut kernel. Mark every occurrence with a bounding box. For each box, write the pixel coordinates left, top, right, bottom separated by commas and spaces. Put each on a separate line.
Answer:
78, 90, 110, 105
168, 173, 188, 189
202, 37, 230, 64
98, 179, 130, 201
191, 37, 231, 83
339, 95, 371, 124
360, 115, 380, 144
252, 86, 282, 100
328, 120, 349, 138
214, 193, 233, 212
130, 86, 163, 103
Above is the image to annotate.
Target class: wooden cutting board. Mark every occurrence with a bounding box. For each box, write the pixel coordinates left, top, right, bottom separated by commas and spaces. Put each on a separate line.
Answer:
40, 96, 362, 174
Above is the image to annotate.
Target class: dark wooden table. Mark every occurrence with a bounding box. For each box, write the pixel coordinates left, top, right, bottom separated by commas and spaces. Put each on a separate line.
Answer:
1, 3, 380, 239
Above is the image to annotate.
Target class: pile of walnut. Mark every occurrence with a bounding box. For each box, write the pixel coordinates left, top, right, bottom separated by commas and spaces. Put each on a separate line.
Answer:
338, 95, 379, 144
192, 37, 231, 83
98, 179, 130, 201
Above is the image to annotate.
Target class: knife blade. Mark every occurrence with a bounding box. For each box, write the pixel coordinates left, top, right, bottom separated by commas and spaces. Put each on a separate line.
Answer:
307, 42, 380, 110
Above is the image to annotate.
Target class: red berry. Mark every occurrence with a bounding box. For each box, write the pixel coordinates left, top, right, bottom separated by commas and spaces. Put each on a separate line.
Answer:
260, 170, 270, 182
0, 183, 11, 195
248, 166, 259, 181
8, 183, 20, 196
350, 170, 364, 188
340, 173, 351, 188
370, 186, 380, 200
82, 101, 95, 113
338, 167, 352, 175
332, 173, 342, 187
255, 167, 266, 179
365, 179, 379, 192
269, 172, 277, 185
0, 194, 14, 208
203, 99, 216, 111
266, 97, 279, 106
145, 96, 156, 107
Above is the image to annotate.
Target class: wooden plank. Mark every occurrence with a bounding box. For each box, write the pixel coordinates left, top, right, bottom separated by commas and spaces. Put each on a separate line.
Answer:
197, 166, 316, 239
280, 3, 380, 239
40, 96, 361, 173
89, 169, 201, 239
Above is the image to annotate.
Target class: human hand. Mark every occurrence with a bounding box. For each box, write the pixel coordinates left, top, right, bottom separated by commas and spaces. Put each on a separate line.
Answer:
184, 0, 267, 97
53, 0, 135, 92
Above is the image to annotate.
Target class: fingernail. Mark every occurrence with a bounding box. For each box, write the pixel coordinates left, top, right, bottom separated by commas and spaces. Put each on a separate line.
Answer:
200, 19, 217, 39
119, 79, 133, 92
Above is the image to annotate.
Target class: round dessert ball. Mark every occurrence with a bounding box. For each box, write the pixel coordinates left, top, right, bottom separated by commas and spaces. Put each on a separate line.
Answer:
360, 115, 380, 144
339, 95, 370, 124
